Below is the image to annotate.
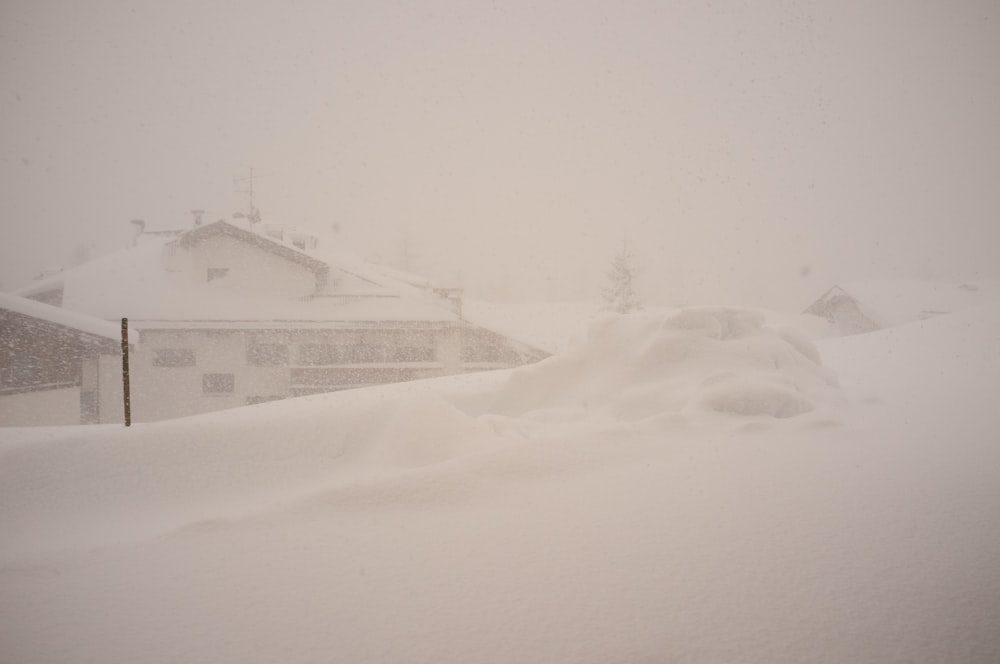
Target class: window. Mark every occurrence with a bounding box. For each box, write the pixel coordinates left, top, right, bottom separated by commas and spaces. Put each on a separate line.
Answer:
4, 354, 35, 385
290, 367, 419, 393
342, 342, 383, 363
246, 395, 283, 405
203, 373, 235, 393
462, 341, 503, 363
298, 333, 435, 365
207, 267, 229, 282
153, 348, 196, 367
247, 343, 288, 366
391, 331, 435, 362
299, 344, 341, 365
462, 332, 517, 363
392, 345, 435, 362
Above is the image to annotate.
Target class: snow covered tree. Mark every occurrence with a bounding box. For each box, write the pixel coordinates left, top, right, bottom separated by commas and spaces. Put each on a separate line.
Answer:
601, 242, 643, 313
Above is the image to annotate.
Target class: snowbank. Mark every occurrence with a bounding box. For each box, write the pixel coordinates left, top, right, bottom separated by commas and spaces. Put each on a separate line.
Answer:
1, 306, 999, 663
487, 307, 840, 425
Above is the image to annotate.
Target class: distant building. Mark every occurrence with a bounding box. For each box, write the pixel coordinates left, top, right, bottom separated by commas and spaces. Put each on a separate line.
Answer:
0, 293, 123, 426
804, 280, 1000, 337
803, 286, 881, 336
15, 218, 546, 423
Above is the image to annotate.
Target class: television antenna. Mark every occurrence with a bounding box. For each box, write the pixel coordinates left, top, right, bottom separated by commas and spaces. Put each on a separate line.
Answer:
233, 168, 274, 226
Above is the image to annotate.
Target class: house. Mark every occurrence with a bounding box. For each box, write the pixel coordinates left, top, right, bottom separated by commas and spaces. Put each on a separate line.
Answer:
804, 280, 1000, 336
15, 218, 547, 423
803, 286, 882, 336
0, 292, 123, 426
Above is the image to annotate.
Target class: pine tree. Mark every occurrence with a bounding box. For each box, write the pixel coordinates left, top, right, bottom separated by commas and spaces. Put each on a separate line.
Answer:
602, 242, 643, 313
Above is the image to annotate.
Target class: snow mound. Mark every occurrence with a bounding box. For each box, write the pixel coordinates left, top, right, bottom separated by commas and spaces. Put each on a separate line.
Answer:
489, 307, 840, 425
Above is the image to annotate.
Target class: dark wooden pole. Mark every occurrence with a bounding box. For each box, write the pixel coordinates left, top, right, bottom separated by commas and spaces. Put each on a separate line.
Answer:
121, 317, 131, 427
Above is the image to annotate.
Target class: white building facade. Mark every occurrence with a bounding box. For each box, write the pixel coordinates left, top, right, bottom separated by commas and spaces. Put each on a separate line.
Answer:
15, 219, 544, 424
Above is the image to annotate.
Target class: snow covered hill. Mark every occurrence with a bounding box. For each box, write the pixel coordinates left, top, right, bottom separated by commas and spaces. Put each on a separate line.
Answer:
1, 305, 999, 663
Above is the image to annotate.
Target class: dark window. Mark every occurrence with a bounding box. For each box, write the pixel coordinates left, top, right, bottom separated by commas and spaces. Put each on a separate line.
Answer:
392, 345, 435, 362
299, 344, 341, 365
3, 355, 35, 385
391, 331, 435, 362
1, 351, 76, 389
246, 395, 283, 405
153, 348, 196, 367
203, 373, 235, 393
462, 342, 502, 363
342, 342, 383, 363
462, 333, 517, 363
247, 343, 288, 366
207, 267, 229, 282
290, 367, 420, 391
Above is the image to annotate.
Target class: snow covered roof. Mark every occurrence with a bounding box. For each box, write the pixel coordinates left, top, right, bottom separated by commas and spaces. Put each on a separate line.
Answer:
13, 224, 458, 324
178, 220, 330, 277
0, 291, 121, 344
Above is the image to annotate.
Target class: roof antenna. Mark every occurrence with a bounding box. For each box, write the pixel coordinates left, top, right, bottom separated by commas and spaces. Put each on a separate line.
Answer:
234, 168, 272, 228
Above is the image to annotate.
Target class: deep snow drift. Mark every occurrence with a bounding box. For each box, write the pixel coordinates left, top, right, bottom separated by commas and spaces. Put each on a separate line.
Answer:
2, 305, 999, 663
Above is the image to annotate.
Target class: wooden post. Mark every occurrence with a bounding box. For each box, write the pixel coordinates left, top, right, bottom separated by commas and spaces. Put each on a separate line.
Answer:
121, 317, 131, 427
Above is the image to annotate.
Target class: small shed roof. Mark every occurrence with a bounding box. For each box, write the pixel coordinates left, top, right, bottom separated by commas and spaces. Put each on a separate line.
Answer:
0, 291, 121, 348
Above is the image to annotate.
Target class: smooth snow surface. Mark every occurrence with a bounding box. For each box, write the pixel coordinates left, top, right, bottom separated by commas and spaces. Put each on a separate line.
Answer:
2, 306, 999, 663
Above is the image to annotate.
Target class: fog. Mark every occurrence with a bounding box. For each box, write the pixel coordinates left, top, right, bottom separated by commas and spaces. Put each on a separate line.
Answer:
2, 0, 999, 308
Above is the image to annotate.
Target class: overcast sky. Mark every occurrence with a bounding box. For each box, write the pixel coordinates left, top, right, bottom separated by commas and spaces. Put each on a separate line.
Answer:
2, 0, 998, 309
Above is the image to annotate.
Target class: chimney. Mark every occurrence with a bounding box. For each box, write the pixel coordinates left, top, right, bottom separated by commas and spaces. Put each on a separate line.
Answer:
191, 209, 205, 226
